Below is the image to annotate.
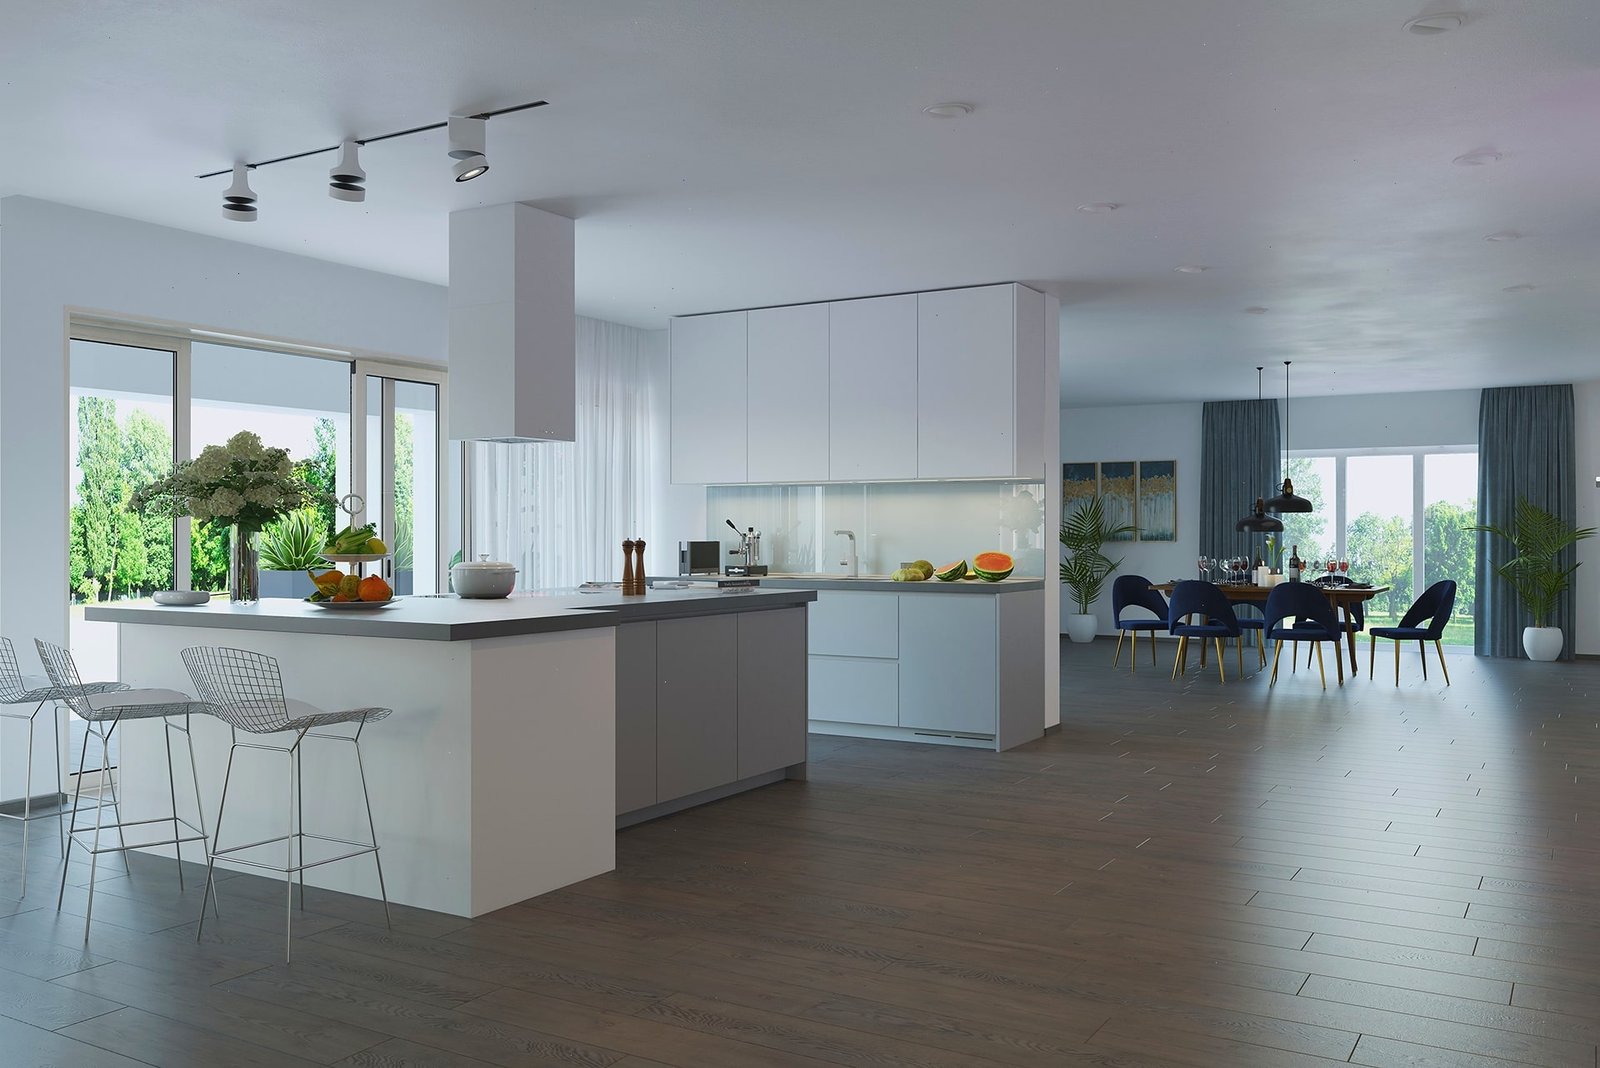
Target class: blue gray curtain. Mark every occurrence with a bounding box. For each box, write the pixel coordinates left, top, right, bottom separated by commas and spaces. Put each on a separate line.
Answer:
1476, 385, 1577, 659
1200, 399, 1282, 565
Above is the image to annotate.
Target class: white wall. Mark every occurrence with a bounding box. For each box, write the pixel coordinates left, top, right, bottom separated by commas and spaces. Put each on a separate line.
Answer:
1060, 387, 1482, 636
0, 196, 449, 653
1575, 379, 1600, 656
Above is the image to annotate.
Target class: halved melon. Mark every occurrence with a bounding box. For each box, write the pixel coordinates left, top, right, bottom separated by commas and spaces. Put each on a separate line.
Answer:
971, 551, 1015, 581
934, 560, 968, 581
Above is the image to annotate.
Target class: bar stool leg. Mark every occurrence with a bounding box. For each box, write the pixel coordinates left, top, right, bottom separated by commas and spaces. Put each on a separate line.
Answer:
352, 727, 392, 931
197, 741, 239, 941
53, 703, 66, 856
177, 714, 212, 909
58, 726, 95, 910
162, 721, 184, 892
82, 718, 119, 943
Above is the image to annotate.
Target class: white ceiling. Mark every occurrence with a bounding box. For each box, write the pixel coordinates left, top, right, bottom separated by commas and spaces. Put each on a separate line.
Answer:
4, 1, 1600, 406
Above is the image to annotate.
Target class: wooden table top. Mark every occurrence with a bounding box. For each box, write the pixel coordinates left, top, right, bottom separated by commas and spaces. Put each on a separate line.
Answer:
1151, 581, 1390, 602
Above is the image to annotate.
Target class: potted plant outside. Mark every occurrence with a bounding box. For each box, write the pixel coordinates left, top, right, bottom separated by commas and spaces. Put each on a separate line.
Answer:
1060, 495, 1137, 643
258, 509, 331, 599
1471, 497, 1595, 661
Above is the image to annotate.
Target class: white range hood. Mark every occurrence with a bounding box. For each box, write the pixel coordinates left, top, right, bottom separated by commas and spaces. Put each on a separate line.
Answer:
448, 202, 575, 442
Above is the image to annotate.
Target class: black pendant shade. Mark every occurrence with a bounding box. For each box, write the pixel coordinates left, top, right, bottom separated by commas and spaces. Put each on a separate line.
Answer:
1264, 477, 1313, 514
1236, 496, 1285, 533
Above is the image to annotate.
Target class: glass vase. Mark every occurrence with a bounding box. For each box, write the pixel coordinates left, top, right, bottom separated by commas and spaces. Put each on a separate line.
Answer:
229, 524, 261, 604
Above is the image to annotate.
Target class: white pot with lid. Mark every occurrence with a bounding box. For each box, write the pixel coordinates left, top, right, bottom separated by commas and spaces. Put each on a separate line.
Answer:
451, 555, 518, 598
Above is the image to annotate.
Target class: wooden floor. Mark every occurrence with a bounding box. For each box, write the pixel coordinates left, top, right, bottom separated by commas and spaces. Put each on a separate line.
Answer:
3, 638, 1600, 1067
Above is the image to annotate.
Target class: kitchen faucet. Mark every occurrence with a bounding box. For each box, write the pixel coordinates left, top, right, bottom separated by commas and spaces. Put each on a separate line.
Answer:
833, 529, 858, 578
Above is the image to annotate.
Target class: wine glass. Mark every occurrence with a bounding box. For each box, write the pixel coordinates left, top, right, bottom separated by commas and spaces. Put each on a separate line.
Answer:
1198, 555, 1210, 581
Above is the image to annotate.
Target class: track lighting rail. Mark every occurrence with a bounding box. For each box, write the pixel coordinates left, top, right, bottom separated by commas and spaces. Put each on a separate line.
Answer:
194, 100, 547, 179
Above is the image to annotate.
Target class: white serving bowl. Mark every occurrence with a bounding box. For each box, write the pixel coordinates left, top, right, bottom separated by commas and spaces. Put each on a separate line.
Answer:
154, 590, 211, 606
451, 557, 517, 598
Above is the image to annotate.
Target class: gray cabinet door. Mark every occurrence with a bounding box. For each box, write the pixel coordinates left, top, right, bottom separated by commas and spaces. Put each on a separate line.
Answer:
615, 622, 657, 814
737, 607, 808, 777
655, 615, 739, 802
899, 595, 998, 734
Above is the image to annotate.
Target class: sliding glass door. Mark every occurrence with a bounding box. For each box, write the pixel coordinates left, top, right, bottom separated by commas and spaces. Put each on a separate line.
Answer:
354, 362, 447, 595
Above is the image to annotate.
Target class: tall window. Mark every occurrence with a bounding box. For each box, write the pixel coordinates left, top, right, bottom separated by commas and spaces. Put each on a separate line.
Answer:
1280, 449, 1476, 645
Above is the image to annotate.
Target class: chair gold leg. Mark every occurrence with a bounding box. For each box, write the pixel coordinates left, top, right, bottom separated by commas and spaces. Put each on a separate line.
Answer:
1199, 636, 1208, 668
1334, 643, 1344, 686
1394, 639, 1401, 686
1418, 641, 1428, 680
1215, 638, 1226, 684
1256, 629, 1266, 666
1368, 634, 1375, 679
1306, 641, 1315, 668
1171, 635, 1185, 680
1270, 640, 1283, 685
1113, 629, 1125, 667
1315, 642, 1326, 690
1291, 641, 1297, 673
1236, 634, 1244, 677
1150, 628, 1158, 668
1435, 640, 1451, 686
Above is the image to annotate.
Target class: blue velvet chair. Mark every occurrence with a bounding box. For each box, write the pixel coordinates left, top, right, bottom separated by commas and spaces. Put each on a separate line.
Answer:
1298, 595, 1362, 669
1167, 580, 1243, 683
1111, 574, 1168, 673
1264, 582, 1344, 688
1369, 580, 1457, 686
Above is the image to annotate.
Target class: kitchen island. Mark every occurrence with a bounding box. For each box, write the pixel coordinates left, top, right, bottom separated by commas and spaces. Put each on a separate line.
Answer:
86, 586, 814, 917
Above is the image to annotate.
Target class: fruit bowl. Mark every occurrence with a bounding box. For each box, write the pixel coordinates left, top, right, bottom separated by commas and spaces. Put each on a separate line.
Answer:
305, 596, 396, 610
321, 552, 389, 563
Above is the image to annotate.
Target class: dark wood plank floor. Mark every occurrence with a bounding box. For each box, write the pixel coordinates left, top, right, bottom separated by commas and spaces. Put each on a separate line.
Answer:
4, 638, 1599, 1067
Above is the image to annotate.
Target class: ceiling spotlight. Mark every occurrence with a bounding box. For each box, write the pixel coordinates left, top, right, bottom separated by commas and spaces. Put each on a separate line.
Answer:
922, 102, 974, 118
448, 115, 489, 182
1503, 283, 1536, 293
1484, 230, 1521, 242
328, 140, 366, 202
221, 162, 257, 222
1244, 306, 1269, 314
1453, 148, 1502, 166
1404, 12, 1466, 34
1076, 202, 1121, 213
1173, 264, 1209, 274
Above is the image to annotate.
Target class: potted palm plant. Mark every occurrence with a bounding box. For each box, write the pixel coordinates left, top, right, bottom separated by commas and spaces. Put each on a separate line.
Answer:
1060, 495, 1136, 643
1472, 497, 1595, 661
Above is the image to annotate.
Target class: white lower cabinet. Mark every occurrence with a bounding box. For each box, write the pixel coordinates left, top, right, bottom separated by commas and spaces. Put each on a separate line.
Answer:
898, 596, 998, 735
808, 657, 899, 727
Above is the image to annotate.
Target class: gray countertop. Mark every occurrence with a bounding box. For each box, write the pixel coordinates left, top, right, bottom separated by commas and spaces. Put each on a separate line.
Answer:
649, 573, 1044, 594
85, 587, 817, 642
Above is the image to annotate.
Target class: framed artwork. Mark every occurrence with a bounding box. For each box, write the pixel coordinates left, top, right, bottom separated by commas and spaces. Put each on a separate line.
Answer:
1137, 460, 1177, 542
1062, 462, 1098, 516
1098, 461, 1137, 541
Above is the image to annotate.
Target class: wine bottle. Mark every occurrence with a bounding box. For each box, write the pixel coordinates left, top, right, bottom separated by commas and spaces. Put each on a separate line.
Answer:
1288, 544, 1302, 582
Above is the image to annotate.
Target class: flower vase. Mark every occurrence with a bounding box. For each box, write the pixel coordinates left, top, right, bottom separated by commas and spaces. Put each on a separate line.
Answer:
229, 525, 261, 604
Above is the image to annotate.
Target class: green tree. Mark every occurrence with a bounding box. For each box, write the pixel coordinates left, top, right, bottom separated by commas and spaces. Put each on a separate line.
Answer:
1424, 499, 1476, 614
1279, 457, 1330, 565
114, 510, 148, 596
75, 397, 127, 601
295, 418, 339, 537
1347, 511, 1413, 617
393, 413, 415, 571
124, 409, 174, 591
191, 519, 231, 591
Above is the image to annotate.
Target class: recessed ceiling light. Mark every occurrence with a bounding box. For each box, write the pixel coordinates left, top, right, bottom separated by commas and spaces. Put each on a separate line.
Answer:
1243, 306, 1269, 315
1076, 202, 1120, 213
1453, 148, 1502, 166
1404, 12, 1466, 34
922, 102, 974, 118
1173, 264, 1209, 274
1503, 283, 1536, 293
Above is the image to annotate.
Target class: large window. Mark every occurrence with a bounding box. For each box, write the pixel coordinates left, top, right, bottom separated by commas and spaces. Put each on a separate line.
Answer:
1279, 449, 1476, 646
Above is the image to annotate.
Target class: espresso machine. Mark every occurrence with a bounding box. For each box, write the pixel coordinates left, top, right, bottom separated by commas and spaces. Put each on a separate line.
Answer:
724, 519, 766, 576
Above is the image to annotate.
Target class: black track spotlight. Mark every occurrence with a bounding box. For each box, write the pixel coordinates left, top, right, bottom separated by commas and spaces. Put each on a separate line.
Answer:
448, 115, 489, 182
222, 162, 257, 222
328, 140, 366, 202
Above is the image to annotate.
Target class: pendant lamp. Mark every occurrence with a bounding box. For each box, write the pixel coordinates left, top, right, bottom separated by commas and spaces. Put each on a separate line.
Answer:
1236, 367, 1285, 532
1265, 360, 1312, 513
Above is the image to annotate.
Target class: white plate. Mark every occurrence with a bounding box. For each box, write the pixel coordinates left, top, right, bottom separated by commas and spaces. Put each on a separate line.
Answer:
153, 590, 211, 606
321, 552, 389, 563
305, 598, 397, 610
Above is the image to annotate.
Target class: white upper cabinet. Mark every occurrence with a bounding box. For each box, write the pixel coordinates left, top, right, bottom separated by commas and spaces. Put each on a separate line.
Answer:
829, 294, 918, 481
916, 285, 1015, 479
746, 304, 830, 483
670, 312, 747, 484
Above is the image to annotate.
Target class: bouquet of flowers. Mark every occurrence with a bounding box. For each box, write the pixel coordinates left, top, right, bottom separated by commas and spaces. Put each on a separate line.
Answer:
130, 431, 323, 531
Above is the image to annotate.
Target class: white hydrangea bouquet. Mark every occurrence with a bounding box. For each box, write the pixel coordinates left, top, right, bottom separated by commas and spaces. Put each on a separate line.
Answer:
130, 431, 320, 530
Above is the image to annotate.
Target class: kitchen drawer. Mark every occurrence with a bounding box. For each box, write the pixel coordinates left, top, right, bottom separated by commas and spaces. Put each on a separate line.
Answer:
807, 591, 898, 659
808, 656, 899, 726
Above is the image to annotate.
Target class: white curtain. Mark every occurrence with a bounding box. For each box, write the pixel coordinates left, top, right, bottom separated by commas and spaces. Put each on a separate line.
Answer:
469, 317, 667, 588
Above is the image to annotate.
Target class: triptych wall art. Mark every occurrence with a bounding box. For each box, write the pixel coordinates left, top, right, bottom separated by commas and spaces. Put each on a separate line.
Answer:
1061, 460, 1176, 542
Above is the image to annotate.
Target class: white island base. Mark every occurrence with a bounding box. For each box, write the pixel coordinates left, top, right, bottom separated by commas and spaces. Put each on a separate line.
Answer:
113, 624, 616, 918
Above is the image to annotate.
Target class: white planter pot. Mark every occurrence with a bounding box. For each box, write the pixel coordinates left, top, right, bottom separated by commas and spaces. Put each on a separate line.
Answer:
1522, 626, 1564, 662
1065, 614, 1099, 643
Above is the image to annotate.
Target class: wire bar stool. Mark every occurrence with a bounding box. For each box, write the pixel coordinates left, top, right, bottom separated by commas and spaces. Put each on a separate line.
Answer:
0, 637, 129, 898
181, 645, 392, 962
34, 639, 212, 942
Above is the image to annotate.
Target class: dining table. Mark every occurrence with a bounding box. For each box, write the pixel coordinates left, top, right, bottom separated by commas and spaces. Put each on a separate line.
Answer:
1151, 580, 1391, 674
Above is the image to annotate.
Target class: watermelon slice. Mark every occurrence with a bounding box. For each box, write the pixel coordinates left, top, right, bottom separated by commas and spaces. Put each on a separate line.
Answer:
934, 560, 968, 581
971, 551, 1015, 581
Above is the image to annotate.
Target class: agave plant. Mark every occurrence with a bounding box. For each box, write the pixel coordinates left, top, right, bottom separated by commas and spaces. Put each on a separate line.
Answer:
1059, 495, 1137, 615
259, 508, 331, 571
1470, 497, 1595, 628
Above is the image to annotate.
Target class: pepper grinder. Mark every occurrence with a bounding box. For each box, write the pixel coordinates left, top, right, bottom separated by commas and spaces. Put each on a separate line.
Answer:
622, 539, 638, 595
633, 539, 646, 595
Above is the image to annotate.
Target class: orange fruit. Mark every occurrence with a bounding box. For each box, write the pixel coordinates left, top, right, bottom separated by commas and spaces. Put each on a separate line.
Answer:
359, 575, 392, 602
330, 592, 351, 603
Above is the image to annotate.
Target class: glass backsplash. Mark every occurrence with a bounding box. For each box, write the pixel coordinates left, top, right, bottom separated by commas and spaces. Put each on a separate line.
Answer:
706, 480, 1047, 577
